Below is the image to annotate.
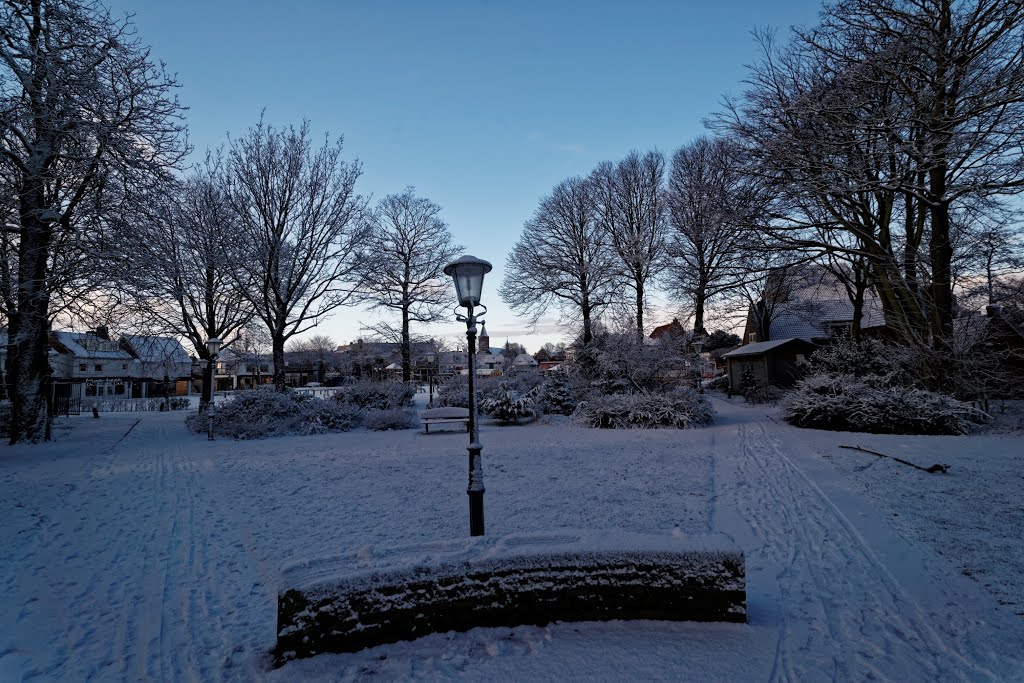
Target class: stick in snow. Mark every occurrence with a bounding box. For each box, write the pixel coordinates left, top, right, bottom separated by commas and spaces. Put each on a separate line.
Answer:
839, 445, 950, 474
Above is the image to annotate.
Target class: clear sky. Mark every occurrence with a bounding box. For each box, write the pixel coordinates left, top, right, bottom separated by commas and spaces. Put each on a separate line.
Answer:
106, 0, 824, 352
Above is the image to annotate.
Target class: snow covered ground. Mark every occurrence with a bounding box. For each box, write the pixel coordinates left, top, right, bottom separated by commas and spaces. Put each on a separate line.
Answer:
1, 397, 1021, 681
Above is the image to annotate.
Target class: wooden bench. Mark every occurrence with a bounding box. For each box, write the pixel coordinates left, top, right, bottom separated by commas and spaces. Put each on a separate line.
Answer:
420, 407, 470, 433
274, 530, 746, 665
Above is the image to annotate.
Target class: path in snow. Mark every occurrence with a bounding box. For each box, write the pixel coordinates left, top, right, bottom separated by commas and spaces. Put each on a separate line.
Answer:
1, 402, 1021, 681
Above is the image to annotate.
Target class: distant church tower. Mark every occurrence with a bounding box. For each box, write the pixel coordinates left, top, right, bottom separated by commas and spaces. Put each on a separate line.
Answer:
478, 323, 490, 353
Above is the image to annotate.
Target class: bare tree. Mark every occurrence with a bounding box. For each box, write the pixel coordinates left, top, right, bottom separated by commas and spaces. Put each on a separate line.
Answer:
500, 176, 617, 346
0, 0, 187, 442
717, 0, 1024, 356
224, 118, 367, 391
352, 187, 461, 382
590, 150, 667, 338
665, 137, 762, 335
120, 158, 253, 409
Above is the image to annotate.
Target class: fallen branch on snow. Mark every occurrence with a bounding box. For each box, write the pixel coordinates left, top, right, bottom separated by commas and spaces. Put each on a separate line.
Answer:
839, 445, 950, 474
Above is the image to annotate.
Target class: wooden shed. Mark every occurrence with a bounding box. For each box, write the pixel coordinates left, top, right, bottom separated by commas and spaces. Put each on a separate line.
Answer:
722, 338, 817, 394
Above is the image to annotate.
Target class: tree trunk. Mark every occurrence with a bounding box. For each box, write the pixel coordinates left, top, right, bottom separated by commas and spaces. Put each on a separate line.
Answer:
635, 279, 644, 339
8, 201, 54, 443
693, 287, 707, 337
928, 195, 954, 349
401, 306, 411, 383
581, 300, 593, 346
272, 334, 287, 391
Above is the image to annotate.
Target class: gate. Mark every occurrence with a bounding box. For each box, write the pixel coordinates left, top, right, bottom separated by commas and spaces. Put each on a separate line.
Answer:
52, 382, 82, 416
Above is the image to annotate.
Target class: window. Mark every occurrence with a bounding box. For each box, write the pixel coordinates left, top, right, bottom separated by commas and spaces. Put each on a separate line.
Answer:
79, 363, 86, 372
95, 364, 103, 372
748, 333, 758, 343
122, 363, 128, 370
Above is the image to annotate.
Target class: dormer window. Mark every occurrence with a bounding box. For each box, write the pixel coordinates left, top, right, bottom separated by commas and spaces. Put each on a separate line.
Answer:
829, 323, 851, 338
748, 333, 758, 343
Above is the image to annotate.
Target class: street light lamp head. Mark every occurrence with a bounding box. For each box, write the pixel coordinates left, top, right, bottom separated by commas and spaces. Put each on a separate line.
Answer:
207, 337, 223, 356
692, 337, 704, 354
444, 255, 492, 308
196, 358, 209, 370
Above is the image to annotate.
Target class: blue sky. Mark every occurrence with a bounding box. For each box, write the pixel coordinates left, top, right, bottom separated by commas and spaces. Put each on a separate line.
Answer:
107, 0, 824, 351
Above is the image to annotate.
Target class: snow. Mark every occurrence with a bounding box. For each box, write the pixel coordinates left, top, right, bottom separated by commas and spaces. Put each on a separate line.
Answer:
0, 397, 1022, 680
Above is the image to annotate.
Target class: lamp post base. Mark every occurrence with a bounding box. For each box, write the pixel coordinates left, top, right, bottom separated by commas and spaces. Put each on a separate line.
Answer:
468, 490, 485, 536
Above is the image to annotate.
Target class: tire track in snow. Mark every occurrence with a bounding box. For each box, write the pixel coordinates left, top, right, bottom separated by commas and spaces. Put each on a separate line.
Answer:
724, 420, 999, 681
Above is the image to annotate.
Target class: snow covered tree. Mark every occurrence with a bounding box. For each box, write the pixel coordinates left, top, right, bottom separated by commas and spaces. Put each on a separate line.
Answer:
224, 118, 367, 391
351, 188, 461, 382
717, 0, 1024, 355
590, 151, 668, 339
665, 137, 761, 336
0, 0, 187, 442
501, 176, 616, 347
120, 157, 253, 410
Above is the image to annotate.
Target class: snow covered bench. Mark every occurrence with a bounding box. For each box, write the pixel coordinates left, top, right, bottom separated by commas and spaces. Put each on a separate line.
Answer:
420, 407, 470, 433
273, 530, 745, 665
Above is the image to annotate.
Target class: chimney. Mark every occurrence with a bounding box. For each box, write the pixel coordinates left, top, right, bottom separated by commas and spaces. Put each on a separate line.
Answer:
95, 325, 109, 339
986, 304, 1003, 318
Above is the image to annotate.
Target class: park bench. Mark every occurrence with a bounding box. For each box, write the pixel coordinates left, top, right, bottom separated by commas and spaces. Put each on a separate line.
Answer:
420, 406, 470, 433
274, 530, 746, 664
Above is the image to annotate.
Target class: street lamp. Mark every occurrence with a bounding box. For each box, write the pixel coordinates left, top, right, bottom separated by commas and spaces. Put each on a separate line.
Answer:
204, 337, 223, 440
443, 255, 492, 537
692, 335, 706, 394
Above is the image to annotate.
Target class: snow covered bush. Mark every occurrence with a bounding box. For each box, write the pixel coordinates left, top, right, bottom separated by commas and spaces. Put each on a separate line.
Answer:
537, 372, 579, 415
803, 337, 912, 385
362, 408, 418, 431
575, 388, 714, 429
479, 387, 537, 424
334, 381, 414, 410
743, 379, 784, 404
706, 374, 730, 392
187, 389, 359, 439
781, 374, 988, 435
435, 374, 503, 408
574, 332, 688, 393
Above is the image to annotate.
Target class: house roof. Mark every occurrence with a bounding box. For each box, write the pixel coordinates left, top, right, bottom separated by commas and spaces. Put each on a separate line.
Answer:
51, 331, 132, 360
513, 353, 537, 366
122, 335, 190, 364
723, 338, 815, 358
650, 318, 686, 339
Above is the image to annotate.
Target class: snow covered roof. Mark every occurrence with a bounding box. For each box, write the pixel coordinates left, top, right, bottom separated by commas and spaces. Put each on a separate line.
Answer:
768, 297, 887, 342
513, 353, 538, 366
122, 335, 190, 363
723, 338, 815, 358
51, 331, 132, 360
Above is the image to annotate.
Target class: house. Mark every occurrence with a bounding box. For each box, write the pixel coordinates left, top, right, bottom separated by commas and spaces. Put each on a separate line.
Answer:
120, 335, 192, 396
743, 267, 888, 344
954, 304, 1024, 398
511, 353, 539, 374
722, 338, 817, 394
48, 328, 138, 403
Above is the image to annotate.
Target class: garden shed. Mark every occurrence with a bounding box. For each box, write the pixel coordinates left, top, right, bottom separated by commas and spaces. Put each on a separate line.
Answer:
723, 338, 817, 394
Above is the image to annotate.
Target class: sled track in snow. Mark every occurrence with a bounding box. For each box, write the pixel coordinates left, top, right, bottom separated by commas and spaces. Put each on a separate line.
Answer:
730, 421, 996, 682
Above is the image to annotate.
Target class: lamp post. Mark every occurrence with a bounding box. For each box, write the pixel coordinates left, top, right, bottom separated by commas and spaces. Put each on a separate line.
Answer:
692, 335, 706, 394
443, 255, 492, 537
203, 337, 222, 440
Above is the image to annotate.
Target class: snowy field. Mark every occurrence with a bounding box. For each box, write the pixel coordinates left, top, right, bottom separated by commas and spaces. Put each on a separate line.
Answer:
1, 397, 1022, 681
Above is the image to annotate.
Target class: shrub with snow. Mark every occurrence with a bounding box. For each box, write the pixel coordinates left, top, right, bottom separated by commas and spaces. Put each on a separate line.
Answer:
803, 337, 912, 385
706, 374, 730, 392
334, 381, 414, 410
575, 388, 715, 429
480, 387, 537, 424
187, 389, 359, 439
362, 408, 418, 431
537, 372, 579, 415
435, 374, 503, 409
781, 374, 988, 435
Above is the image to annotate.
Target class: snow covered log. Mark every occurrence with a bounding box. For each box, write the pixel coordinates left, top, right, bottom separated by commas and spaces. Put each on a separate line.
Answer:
274, 530, 745, 665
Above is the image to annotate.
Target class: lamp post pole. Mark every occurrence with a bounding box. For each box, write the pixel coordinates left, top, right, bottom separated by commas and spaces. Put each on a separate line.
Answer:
464, 302, 485, 536
444, 254, 492, 538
